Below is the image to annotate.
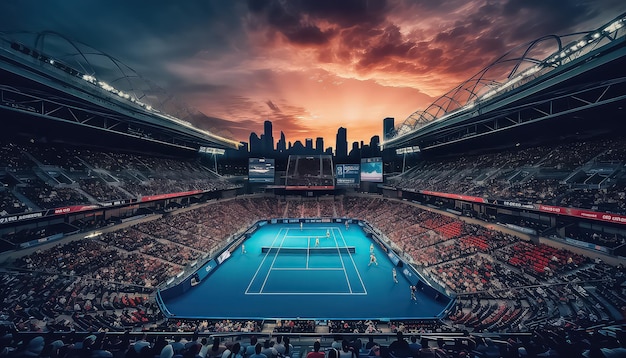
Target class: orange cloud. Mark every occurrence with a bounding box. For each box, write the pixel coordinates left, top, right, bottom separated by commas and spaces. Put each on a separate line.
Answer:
166, 0, 624, 149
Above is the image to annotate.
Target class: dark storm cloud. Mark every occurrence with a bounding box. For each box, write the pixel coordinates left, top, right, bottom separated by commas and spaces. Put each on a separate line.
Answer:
245, 0, 623, 82
502, 0, 598, 38
1, 1, 248, 81
357, 25, 416, 67
285, 25, 336, 45
245, 0, 390, 46
298, 0, 389, 27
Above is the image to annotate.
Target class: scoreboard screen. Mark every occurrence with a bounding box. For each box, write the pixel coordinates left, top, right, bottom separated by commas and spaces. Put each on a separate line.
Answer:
360, 157, 383, 182
335, 164, 360, 186
248, 158, 275, 183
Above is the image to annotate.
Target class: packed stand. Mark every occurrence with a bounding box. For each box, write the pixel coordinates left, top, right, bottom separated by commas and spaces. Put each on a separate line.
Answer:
329, 320, 382, 334
0, 139, 239, 215
273, 319, 316, 333
0, 195, 624, 338
390, 136, 626, 214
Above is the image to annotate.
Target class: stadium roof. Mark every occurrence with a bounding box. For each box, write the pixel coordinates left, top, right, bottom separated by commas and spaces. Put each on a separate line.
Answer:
0, 31, 240, 152
385, 12, 626, 153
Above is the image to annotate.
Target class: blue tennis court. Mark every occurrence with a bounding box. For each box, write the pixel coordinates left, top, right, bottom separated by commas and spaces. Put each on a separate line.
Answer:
160, 222, 451, 320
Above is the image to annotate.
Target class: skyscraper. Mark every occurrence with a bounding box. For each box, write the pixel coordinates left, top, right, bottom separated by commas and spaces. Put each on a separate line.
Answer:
315, 137, 324, 154
277, 131, 286, 153
336, 127, 347, 159
249, 132, 262, 155
370, 135, 381, 157
383, 117, 395, 140
263, 120, 274, 153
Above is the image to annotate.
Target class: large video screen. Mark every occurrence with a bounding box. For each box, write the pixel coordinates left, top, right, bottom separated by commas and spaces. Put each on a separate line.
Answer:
335, 164, 360, 187
360, 157, 383, 182
248, 158, 275, 183
285, 155, 334, 190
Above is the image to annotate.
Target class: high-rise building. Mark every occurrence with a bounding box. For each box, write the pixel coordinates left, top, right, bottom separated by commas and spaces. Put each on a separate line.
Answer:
348, 141, 360, 160
370, 135, 381, 156
263, 120, 274, 153
336, 127, 348, 159
383, 117, 395, 140
277, 131, 286, 153
305, 138, 313, 152
249, 132, 262, 154
315, 137, 324, 154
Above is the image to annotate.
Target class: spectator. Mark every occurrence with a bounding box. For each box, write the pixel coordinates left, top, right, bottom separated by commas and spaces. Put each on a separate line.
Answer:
260, 340, 276, 358
244, 336, 258, 358
249, 344, 267, 358
338, 340, 356, 358
388, 332, 411, 357
408, 336, 421, 356
221, 342, 241, 358
306, 342, 324, 358
365, 337, 378, 350
206, 338, 226, 358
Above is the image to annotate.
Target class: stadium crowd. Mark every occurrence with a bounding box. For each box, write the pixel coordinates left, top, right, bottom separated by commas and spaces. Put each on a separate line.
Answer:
390, 136, 626, 215
1, 325, 626, 358
0, 140, 240, 214
0, 196, 622, 340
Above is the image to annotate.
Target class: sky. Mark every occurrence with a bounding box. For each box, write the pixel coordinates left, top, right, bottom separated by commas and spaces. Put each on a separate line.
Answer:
1, 0, 624, 149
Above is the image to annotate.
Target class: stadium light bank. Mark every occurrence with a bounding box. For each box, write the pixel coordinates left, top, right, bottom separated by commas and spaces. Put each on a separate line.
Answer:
79, 73, 240, 149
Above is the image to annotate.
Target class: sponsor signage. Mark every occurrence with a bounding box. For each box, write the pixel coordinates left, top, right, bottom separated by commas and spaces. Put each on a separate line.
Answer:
54, 205, 99, 214
140, 190, 203, 202
335, 164, 360, 186
418, 190, 626, 225
0, 211, 44, 224
420, 190, 486, 203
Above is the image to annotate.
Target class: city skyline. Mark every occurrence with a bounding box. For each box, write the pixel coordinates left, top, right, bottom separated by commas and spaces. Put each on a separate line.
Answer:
246, 120, 382, 159
1, 1, 623, 148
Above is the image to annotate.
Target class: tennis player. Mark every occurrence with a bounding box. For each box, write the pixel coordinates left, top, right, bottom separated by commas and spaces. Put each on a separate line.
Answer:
368, 253, 378, 266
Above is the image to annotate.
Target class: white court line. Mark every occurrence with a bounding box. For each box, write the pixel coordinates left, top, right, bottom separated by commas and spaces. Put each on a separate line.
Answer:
306, 235, 310, 269
332, 228, 353, 294
259, 228, 289, 293
270, 267, 344, 271
337, 227, 368, 294
245, 227, 286, 294
246, 292, 368, 295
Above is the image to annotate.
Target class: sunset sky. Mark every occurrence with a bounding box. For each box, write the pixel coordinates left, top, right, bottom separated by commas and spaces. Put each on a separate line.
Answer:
2, 0, 624, 149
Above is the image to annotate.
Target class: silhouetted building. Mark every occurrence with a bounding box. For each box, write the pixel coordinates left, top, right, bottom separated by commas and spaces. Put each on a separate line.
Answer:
249, 132, 262, 155
370, 135, 381, 157
315, 137, 324, 154
305, 138, 313, 152
348, 141, 360, 161
291, 140, 305, 154
263, 120, 274, 153
361, 144, 371, 158
336, 127, 348, 159
383, 117, 395, 140
277, 131, 286, 153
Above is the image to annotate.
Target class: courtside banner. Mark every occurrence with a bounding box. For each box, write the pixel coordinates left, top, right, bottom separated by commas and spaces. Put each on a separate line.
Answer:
538, 204, 626, 224
197, 259, 218, 281
420, 190, 486, 203
54, 205, 99, 215
140, 190, 203, 202
420, 190, 626, 225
